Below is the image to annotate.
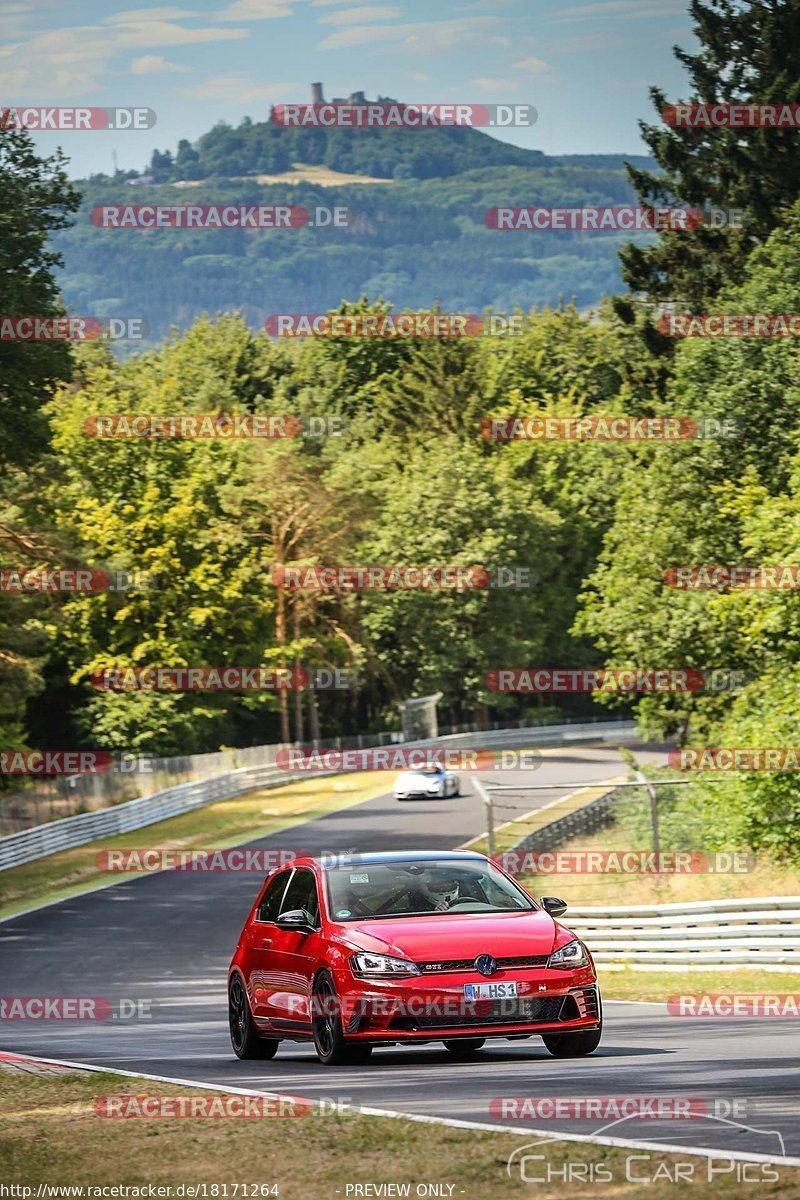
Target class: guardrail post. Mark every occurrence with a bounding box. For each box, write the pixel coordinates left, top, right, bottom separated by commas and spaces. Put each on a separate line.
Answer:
635, 770, 661, 859
474, 779, 495, 861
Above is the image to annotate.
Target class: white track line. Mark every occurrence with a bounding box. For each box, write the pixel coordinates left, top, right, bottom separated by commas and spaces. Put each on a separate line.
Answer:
2, 1048, 798, 1169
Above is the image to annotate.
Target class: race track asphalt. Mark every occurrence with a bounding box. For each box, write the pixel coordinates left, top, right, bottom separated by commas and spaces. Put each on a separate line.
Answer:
1, 743, 798, 1165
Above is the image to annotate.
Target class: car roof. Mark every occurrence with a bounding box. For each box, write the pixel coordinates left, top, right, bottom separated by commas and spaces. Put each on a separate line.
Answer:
288, 850, 486, 871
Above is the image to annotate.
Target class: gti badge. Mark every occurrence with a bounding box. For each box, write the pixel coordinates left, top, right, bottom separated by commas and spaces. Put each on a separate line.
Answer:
475, 954, 497, 976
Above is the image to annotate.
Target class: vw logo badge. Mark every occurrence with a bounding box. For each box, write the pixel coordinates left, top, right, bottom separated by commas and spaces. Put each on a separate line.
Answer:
475, 954, 497, 976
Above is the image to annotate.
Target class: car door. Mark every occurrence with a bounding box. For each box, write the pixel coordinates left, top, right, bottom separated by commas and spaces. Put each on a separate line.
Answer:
246, 869, 291, 1019
261, 867, 323, 1029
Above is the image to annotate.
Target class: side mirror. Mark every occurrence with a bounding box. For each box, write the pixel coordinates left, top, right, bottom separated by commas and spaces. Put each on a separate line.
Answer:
276, 908, 315, 931
540, 896, 567, 918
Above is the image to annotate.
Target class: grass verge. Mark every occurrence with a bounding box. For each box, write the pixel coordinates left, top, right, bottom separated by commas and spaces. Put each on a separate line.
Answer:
469, 785, 800, 1001
598, 966, 800, 1001
0, 1069, 797, 1198
514, 825, 800, 908
464, 782, 620, 860
0, 772, 392, 921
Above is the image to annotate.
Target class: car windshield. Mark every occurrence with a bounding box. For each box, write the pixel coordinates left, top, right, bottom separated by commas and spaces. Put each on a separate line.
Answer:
325, 858, 536, 920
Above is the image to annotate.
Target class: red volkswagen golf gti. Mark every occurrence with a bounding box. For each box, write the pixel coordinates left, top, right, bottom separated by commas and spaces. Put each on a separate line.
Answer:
228, 850, 601, 1065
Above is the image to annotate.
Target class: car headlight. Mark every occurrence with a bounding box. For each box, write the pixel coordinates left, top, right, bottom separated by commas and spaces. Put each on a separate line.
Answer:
350, 952, 421, 978
548, 939, 589, 969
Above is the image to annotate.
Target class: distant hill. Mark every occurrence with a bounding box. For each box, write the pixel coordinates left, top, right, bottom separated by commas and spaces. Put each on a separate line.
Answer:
121, 113, 657, 185
57, 116, 659, 346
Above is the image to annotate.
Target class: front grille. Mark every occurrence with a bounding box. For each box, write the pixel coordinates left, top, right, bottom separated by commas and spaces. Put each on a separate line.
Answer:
417, 954, 550, 974
389, 995, 568, 1031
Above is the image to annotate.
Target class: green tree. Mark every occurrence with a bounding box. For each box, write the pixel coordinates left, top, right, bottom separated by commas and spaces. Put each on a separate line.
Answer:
0, 125, 80, 466
620, 0, 800, 310
0, 124, 80, 747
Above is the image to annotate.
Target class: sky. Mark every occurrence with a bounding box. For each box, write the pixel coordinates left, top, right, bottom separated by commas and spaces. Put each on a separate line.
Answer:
1, 0, 699, 178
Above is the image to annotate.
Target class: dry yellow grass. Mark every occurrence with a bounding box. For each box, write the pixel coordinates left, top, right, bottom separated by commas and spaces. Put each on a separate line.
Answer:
172, 163, 393, 188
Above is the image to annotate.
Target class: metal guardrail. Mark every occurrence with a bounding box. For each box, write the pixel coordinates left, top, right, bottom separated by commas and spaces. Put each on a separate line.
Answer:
0, 763, 298, 873
0, 719, 638, 873
498, 785, 624, 857
565, 897, 800, 967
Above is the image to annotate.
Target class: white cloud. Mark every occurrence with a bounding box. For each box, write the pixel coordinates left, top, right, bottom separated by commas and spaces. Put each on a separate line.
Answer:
182, 74, 294, 103
553, 0, 687, 20
470, 76, 512, 92
0, 16, 247, 97
104, 7, 197, 22
511, 56, 550, 75
319, 5, 401, 24
131, 53, 190, 73
215, 0, 293, 18
108, 19, 249, 47
318, 15, 492, 52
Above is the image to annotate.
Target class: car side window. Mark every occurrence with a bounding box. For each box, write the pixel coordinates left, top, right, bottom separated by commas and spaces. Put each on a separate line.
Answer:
279, 868, 320, 926
256, 871, 290, 923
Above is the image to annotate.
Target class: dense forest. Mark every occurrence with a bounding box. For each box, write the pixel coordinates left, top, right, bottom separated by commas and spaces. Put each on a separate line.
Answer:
2, 0, 800, 860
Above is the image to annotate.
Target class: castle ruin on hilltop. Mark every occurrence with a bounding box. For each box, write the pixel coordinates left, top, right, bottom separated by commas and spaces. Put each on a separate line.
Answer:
311, 83, 398, 105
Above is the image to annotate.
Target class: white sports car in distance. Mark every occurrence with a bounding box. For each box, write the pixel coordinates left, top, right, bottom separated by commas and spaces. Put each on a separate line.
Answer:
394, 765, 460, 800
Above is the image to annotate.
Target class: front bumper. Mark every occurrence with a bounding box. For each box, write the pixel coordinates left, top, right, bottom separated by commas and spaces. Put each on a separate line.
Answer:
333, 965, 600, 1043
395, 789, 443, 799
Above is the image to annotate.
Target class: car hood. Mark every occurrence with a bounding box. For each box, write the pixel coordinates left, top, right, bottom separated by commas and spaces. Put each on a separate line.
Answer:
333, 909, 559, 960
395, 771, 444, 785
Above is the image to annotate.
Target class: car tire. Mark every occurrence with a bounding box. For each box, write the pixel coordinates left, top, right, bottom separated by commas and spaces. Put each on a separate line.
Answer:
541, 1023, 602, 1058
443, 1038, 485, 1057
228, 974, 279, 1060
312, 970, 373, 1066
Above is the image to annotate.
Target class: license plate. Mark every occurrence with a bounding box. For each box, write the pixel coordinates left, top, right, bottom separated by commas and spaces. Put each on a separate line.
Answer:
464, 982, 518, 1001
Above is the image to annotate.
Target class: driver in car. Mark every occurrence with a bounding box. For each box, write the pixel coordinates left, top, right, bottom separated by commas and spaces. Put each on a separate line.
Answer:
416, 872, 460, 912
